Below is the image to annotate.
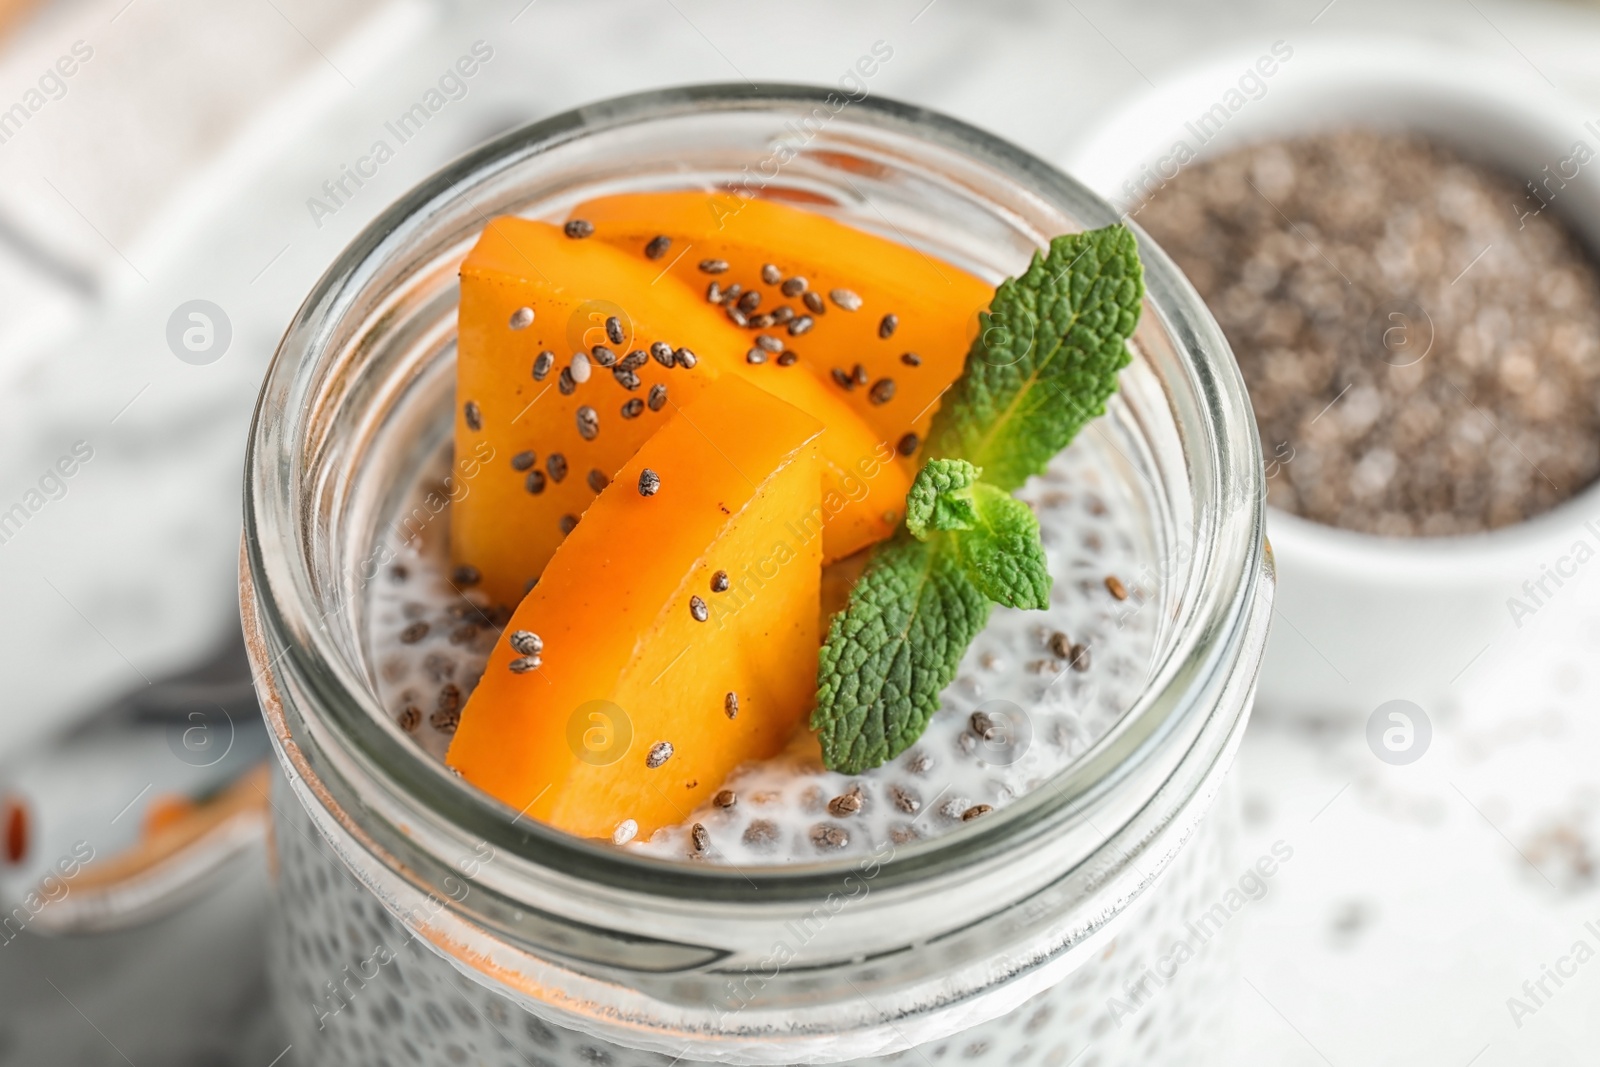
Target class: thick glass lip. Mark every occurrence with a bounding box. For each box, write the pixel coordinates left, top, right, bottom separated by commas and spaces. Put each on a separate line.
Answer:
242, 83, 1267, 905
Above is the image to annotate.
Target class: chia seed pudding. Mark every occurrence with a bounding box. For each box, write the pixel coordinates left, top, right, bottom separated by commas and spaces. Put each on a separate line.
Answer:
366, 434, 1159, 866
270, 769, 1242, 1067
246, 88, 1273, 1067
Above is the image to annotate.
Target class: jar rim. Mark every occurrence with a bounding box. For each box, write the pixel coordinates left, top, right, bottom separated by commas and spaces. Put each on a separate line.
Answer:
243, 82, 1269, 907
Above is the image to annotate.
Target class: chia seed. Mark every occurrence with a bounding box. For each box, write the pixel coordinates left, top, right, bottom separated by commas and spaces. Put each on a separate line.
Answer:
587, 469, 608, 492
646, 741, 673, 769
620, 398, 644, 419
511, 451, 535, 471
509, 306, 534, 330
688, 595, 708, 622
400, 621, 429, 644
524, 470, 546, 494
638, 468, 661, 497
710, 570, 729, 592
431, 685, 462, 732
897, 432, 920, 457
648, 383, 668, 411
563, 219, 594, 239
724, 691, 739, 719
869, 378, 896, 405
569, 352, 592, 384
830, 288, 862, 311
811, 824, 849, 850
463, 401, 482, 432
698, 258, 729, 274
644, 235, 671, 260
575, 407, 599, 440
878, 313, 898, 339
650, 341, 675, 368
546, 453, 567, 483
803, 290, 825, 315
1137, 128, 1600, 535
532, 351, 554, 381
827, 792, 862, 817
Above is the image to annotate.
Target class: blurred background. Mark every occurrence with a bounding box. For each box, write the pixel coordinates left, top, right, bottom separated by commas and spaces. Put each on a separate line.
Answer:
2, 0, 1600, 1063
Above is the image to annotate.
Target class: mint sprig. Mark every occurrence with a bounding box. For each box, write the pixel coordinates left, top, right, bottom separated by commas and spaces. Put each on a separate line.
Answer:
811, 225, 1143, 774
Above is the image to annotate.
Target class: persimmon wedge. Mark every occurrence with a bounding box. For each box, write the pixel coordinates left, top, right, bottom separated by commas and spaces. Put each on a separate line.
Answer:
570, 190, 995, 469
447, 376, 826, 840
455, 217, 907, 607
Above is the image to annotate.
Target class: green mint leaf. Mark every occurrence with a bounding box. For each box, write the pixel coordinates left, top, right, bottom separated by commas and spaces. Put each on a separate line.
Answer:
953, 484, 1050, 610
905, 458, 982, 539
907, 461, 1051, 610
811, 224, 1141, 773
811, 533, 991, 775
926, 225, 1143, 490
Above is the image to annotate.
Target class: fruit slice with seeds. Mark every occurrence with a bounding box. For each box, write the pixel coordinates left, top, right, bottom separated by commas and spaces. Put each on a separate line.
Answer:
570, 190, 995, 469
455, 217, 907, 607
447, 376, 825, 839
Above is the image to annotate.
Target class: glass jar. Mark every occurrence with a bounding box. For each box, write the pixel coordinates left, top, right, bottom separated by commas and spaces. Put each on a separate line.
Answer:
242, 85, 1273, 1067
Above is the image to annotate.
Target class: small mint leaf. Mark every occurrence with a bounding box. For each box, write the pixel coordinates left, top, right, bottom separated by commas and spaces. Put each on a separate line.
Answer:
953, 484, 1050, 610
905, 458, 982, 540
926, 225, 1143, 490
811, 533, 991, 774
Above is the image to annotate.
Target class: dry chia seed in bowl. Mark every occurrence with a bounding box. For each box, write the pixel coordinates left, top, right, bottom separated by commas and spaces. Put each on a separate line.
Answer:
1137, 128, 1600, 537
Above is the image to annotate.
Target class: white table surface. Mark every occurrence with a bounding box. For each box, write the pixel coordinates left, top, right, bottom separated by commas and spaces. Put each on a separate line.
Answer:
3, 0, 1600, 1063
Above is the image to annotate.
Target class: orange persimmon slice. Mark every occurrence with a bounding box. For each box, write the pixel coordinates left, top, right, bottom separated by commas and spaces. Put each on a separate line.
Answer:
455, 217, 907, 607
571, 190, 995, 471
447, 376, 825, 840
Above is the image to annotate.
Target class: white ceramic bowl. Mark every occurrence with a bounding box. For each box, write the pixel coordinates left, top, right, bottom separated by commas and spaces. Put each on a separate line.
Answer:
1060, 37, 1600, 719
